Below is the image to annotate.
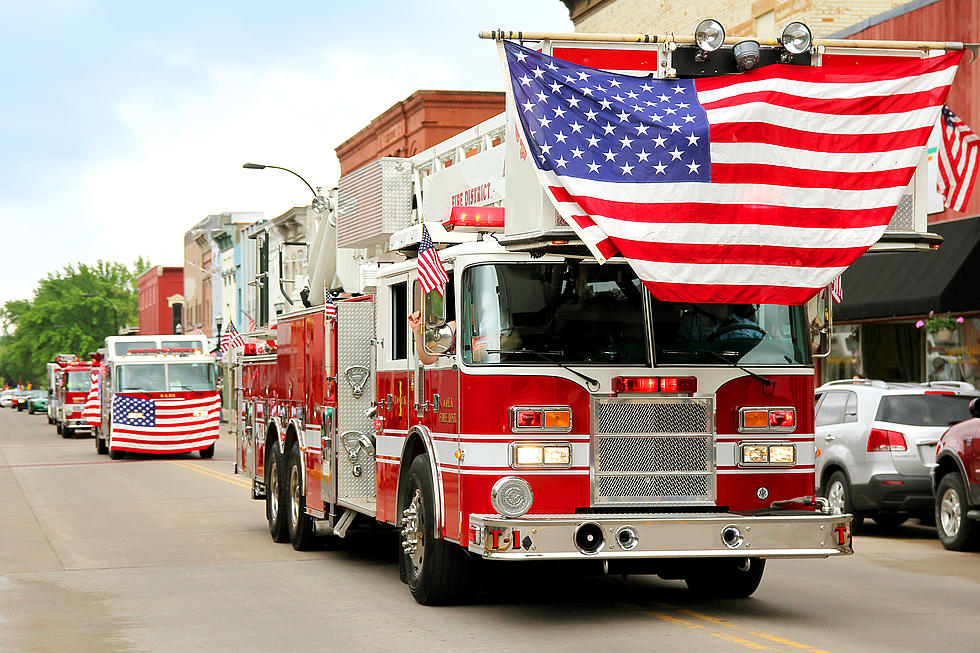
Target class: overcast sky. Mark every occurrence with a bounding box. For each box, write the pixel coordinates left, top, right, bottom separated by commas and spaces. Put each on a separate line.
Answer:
0, 1, 572, 308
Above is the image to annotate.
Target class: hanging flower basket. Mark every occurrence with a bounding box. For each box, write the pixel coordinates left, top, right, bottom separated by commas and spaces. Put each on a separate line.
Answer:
916, 311, 964, 339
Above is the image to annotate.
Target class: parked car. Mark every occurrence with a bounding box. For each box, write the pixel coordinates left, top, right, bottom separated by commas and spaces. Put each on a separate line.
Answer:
27, 390, 48, 415
815, 380, 979, 531
14, 392, 32, 411
932, 397, 980, 550
0, 390, 17, 408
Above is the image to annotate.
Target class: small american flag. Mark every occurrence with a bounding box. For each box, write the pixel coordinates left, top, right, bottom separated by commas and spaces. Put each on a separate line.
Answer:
830, 275, 843, 304
325, 290, 337, 318
220, 321, 247, 352
938, 105, 978, 212
500, 40, 962, 304
417, 224, 449, 296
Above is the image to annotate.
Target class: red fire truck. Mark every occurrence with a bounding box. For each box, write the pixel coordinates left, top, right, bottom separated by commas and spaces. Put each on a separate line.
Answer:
46, 353, 77, 425
54, 357, 94, 438
234, 26, 967, 604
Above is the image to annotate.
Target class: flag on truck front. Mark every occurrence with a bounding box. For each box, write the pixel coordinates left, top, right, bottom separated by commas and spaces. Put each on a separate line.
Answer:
500, 41, 962, 304
220, 321, 246, 352
83, 367, 100, 428
938, 105, 979, 212
417, 224, 449, 295
110, 393, 220, 453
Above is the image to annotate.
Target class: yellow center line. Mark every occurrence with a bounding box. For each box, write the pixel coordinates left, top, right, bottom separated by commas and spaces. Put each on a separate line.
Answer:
170, 460, 251, 488
656, 602, 735, 627
750, 632, 832, 653
644, 611, 708, 630
712, 632, 772, 650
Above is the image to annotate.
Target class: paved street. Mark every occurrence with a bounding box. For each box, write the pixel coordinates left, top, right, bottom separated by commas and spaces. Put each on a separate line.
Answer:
1, 406, 977, 653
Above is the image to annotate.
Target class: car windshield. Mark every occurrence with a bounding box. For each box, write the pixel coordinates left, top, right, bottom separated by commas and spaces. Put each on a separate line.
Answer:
876, 394, 977, 427
67, 371, 92, 392
167, 363, 215, 391
460, 262, 647, 365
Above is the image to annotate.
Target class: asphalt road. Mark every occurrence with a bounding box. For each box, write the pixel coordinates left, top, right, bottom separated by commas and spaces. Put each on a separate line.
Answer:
1, 406, 977, 653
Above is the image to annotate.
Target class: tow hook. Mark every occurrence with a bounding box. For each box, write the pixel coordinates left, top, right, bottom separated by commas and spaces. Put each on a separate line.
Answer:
770, 495, 831, 514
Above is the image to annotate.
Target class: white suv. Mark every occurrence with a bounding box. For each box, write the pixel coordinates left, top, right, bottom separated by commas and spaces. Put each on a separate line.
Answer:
814, 380, 978, 531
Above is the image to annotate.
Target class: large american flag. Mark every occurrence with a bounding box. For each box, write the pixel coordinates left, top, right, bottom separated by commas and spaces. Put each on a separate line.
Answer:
417, 224, 449, 295
111, 392, 220, 453
220, 321, 246, 352
938, 105, 978, 212
83, 367, 100, 428
501, 41, 962, 304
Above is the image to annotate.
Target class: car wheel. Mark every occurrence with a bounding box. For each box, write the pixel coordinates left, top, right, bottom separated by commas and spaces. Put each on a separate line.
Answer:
826, 471, 864, 534
199, 444, 215, 459
266, 444, 289, 543
685, 558, 766, 598
873, 514, 908, 528
935, 473, 980, 551
286, 443, 317, 551
94, 428, 108, 455
399, 455, 474, 605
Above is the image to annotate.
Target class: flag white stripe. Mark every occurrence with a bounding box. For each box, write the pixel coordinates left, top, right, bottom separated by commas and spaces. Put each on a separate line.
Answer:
709, 141, 923, 172
551, 170, 908, 210
952, 147, 977, 210
696, 66, 958, 105
704, 103, 941, 135
629, 259, 846, 288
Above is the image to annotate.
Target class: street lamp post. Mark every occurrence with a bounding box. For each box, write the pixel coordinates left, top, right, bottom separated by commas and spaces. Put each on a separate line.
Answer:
82, 293, 119, 334
242, 163, 329, 214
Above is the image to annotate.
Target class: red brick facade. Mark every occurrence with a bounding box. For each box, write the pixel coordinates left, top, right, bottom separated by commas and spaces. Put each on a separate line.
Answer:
335, 90, 504, 176
137, 266, 184, 335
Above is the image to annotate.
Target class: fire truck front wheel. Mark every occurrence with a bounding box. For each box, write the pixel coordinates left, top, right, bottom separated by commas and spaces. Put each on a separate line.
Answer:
286, 443, 317, 551
56, 422, 63, 435
94, 429, 108, 455
399, 455, 475, 606
62, 426, 73, 439
684, 557, 766, 599
266, 444, 289, 543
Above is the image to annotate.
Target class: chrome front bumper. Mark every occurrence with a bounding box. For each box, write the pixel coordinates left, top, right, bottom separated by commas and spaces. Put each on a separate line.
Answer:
67, 419, 91, 431
468, 512, 853, 560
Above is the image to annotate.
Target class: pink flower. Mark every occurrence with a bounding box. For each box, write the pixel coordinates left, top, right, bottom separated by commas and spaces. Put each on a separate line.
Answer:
929, 310, 935, 316
957, 317, 965, 323
916, 320, 925, 328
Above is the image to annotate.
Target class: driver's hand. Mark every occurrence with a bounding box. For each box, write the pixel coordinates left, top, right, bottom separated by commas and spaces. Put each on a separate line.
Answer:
408, 311, 421, 330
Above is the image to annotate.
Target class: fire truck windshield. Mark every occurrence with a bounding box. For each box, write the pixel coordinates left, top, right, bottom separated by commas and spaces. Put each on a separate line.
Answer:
461, 262, 647, 365
116, 363, 215, 392
460, 261, 810, 367
66, 371, 92, 392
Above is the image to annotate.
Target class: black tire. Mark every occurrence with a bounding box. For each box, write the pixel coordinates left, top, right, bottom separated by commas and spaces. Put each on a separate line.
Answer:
399, 455, 474, 605
56, 422, 63, 435
935, 473, 980, 551
873, 513, 908, 528
266, 444, 289, 543
94, 429, 108, 455
62, 426, 73, 439
199, 444, 215, 459
685, 558, 766, 598
286, 443, 317, 551
825, 470, 865, 534
28, 407, 34, 414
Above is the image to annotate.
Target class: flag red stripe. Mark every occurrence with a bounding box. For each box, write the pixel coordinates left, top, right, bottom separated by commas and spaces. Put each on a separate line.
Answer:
710, 162, 916, 191
642, 280, 820, 304
708, 122, 934, 154
701, 86, 949, 116
112, 423, 220, 437
548, 187, 897, 229
551, 46, 660, 72
614, 239, 867, 268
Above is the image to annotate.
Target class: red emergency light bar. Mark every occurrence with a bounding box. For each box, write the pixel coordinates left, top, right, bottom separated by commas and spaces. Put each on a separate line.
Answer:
443, 205, 505, 232
127, 348, 200, 355
612, 376, 697, 394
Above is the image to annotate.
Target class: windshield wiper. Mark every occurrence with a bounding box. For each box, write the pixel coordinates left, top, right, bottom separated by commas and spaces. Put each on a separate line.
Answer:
664, 348, 773, 387
487, 348, 600, 390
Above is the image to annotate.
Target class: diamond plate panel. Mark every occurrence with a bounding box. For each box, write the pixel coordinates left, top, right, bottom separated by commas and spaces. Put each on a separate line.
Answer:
336, 300, 376, 502
595, 401, 709, 434
595, 435, 710, 473
887, 194, 914, 231
336, 158, 414, 249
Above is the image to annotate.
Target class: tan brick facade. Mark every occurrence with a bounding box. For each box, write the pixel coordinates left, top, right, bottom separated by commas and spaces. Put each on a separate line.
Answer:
561, 0, 913, 38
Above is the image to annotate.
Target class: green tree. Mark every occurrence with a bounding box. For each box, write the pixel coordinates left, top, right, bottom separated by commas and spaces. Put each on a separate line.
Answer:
0, 258, 150, 387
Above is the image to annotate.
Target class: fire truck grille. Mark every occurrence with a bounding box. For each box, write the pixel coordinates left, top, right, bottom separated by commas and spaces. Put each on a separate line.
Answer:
592, 397, 714, 506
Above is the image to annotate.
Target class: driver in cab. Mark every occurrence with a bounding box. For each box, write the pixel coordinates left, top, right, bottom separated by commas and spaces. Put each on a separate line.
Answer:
681, 304, 764, 342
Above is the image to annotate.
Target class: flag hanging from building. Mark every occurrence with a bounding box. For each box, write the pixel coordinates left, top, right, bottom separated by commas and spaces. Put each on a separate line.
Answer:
220, 321, 246, 352
937, 105, 979, 212
417, 224, 449, 296
500, 41, 962, 304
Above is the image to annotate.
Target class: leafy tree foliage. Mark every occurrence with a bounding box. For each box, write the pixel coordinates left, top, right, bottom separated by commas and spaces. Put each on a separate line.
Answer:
0, 259, 150, 387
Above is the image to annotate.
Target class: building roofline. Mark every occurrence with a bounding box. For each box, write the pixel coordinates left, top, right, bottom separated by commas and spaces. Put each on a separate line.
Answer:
827, 0, 942, 38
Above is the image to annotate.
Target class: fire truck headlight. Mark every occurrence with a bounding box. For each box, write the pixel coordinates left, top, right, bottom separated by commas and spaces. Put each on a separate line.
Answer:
781, 22, 812, 54
510, 442, 572, 468
694, 19, 725, 53
768, 445, 796, 464
742, 445, 769, 464
491, 476, 534, 518
192, 409, 208, 418
740, 443, 797, 466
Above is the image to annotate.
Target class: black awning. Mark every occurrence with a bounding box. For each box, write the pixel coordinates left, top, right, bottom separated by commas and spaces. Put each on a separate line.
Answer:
835, 216, 980, 321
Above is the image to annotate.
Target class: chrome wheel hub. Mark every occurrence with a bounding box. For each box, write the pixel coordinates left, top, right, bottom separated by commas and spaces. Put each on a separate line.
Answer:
939, 488, 961, 538
401, 489, 424, 576
289, 464, 300, 528
269, 460, 279, 520
827, 480, 845, 515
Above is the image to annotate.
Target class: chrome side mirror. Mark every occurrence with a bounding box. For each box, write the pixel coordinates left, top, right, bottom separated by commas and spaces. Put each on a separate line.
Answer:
423, 323, 454, 355
807, 290, 832, 358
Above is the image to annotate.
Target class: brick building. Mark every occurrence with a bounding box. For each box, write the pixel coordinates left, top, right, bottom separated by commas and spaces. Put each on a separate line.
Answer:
137, 266, 184, 336
335, 90, 504, 176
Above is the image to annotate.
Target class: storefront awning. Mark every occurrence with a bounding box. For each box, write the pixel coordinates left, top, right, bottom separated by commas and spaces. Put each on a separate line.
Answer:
835, 217, 980, 321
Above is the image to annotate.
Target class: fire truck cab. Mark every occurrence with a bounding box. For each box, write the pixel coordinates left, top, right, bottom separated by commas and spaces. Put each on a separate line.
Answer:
55, 358, 93, 438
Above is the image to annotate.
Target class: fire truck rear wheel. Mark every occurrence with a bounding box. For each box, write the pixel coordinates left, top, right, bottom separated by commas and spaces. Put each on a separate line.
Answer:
266, 444, 289, 543
286, 443, 317, 551
56, 422, 63, 434
684, 557, 766, 598
399, 455, 474, 606
94, 429, 108, 455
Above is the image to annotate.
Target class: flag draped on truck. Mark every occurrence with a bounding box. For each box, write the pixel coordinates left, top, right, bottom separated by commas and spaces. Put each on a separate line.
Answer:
83, 367, 100, 429
110, 392, 220, 453
499, 41, 963, 304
